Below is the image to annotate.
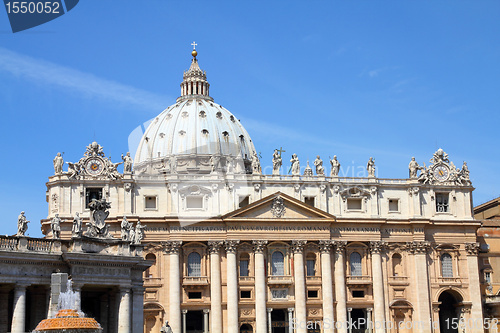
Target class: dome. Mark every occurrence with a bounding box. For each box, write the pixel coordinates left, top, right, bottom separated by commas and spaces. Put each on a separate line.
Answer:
134, 47, 257, 173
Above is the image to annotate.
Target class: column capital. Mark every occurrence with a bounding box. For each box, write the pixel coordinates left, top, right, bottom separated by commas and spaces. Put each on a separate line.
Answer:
225, 240, 240, 254
369, 241, 387, 254
119, 286, 132, 293
287, 308, 294, 313
334, 241, 347, 253
267, 308, 273, 313
367, 308, 373, 312
203, 309, 210, 314
165, 240, 183, 254
406, 241, 430, 254
208, 240, 224, 254
291, 240, 307, 253
253, 240, 268, 253
465, 242, 480, 256
14, 283, 31, 291
319, 240, 334, 253
182, 309, 188, 314
347, 307, 353, 312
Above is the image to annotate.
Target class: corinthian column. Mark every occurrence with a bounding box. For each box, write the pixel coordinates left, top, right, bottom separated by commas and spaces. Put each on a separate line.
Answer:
319, 240, 335, 333
292, 240, 307, 333
226, 240, 240, 333
465, 242, 484, 333
407, 241, 431, 333
370, 241, 387, 333
209, 241, 224, 333
118, 287, 131, 333
167, 241, 183, 333
253, 240, 268, 333
334, 241, 347, 333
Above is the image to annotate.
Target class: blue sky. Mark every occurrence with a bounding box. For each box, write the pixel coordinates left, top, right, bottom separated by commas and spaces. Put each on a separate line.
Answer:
0, 1, 499, 237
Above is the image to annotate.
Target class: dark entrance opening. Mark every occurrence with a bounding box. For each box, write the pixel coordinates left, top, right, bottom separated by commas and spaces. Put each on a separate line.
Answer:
271, 309, 287, 333
439, 291, 460, 333
186, 310, 204, 333
240, 323, 253, 333
350, 308, 367, 333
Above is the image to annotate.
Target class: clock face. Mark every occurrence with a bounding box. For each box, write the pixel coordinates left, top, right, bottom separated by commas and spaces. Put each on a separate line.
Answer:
433, 165, 449, 181
85, 158, 104, 175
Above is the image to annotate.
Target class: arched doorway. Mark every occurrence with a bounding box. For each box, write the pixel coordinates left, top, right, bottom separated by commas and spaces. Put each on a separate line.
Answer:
271, 309, 287, 333
240, 323, 253, 333
438, 291, 461, 333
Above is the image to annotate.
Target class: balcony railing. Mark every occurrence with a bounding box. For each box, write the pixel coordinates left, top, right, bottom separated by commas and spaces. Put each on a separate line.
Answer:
306, 276, 322, 284
144, 277, 162, 286
435, 277, 463, 285
239, 276, 255, 283
268, 275, 293, 285
183, 276, 209, 285
346, 275, 372, 284
388, 276, 409, 285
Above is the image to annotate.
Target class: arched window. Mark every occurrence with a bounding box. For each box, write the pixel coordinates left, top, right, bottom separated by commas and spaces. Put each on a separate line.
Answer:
392, 253, 402, 277
441, 253, 453, 278
272, 251, 285, 276
188, 252, 202, 277
306, 253, 316, 277
350, 252, 362, 276
145, 253, 156, 278
240, 253, 250, 277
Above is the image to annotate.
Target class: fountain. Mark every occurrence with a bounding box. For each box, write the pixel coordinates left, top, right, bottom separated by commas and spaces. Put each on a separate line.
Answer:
33, 280, 103, 333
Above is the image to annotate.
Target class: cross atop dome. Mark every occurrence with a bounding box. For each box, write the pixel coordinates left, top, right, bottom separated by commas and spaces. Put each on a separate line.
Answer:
178, 42, 212, 102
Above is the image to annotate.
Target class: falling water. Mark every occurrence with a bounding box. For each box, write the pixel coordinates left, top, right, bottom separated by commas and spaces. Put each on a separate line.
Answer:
58, 279, 79, 311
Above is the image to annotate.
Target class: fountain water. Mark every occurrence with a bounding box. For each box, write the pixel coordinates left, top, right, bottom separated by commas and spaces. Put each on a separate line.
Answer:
33, 280, 103, 333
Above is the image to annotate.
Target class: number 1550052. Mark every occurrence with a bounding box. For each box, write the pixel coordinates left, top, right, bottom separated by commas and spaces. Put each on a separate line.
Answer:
5, 1, 60, 14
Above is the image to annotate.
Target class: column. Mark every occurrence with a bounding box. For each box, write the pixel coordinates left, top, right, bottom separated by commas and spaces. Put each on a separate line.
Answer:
267, 308, 273, 333
288, 308, 294, 333
132, 286, 145, 333
226, 240, 240, 333
408, 241, 432, 333
334, 241, 348, 333
319, 240, 335, 333
167, 241, 183, 333
292, 240, 307, 333
0, 287, 10, 333
367, 308, 373, 333
209, 241, 224, 333
253, 240, 268, 333
11, 284, 28, 333
465, 243, 485, 333
347, 308, 352, 332
370, 241, 387, 333
203, 309, 210, 333
118, 287, 131, 333
182, 310, 188, 333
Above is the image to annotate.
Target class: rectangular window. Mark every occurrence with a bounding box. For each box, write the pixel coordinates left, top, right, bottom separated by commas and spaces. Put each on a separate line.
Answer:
352, 290, 365, 298
186, 196, 203, 209
85, 188, 102, 208
240, 260, 249, 277
389, 199, 399, 212
188, 292, 202, 299
306, 260, 315, 276
307, 290, 318, 298
485, 272, 491, 284
304, 197, 315, 207
239, 196, 250, 208
436, 193, 449, 213
145, 196, 157, 210
347, 198, 362, 210
240, 290, 251, 298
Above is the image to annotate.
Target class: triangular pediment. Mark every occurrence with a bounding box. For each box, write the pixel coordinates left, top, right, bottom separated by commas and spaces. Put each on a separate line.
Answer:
223, 192, 336, 221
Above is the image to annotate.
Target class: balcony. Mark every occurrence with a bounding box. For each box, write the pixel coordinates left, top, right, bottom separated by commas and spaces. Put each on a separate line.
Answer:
268, 275, 294, 285
144, 277, 162, 287
485, 295, 500, 305
306, 276, 322, 285
239, 276, 255, 285
346, 275, 372, 285
388, 276, 409, 286
183, 276, 209, 286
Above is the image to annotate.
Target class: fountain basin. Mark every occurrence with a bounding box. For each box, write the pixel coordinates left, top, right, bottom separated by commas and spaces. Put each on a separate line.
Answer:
33, 309, 102, 332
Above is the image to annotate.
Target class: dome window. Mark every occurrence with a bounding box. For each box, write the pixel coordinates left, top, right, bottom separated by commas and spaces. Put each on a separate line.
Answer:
159, 133, 165, 138
216, 111, 222, 119
179, 130, 186, 136
199, 111, 206, 118
230, 115, 235, 122
202, 129, 209, 136
182, 111, 189, 118
239, 135, 245, 141
222, 131, 229, 142
166, 113, 173, 119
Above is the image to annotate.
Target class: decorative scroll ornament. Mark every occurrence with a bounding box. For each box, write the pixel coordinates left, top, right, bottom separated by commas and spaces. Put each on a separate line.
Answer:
65, 141, 125, 180
291, 240, 307, 253
416, 148, 471, 186
84, 198, 113, 239
465, 242, 480, 256
252, 240, 268, 253
271, 196, 286, 218
405, 241, 431, 254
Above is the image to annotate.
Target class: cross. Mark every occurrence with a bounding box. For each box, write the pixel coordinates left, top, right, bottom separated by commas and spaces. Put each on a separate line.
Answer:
191, 41, 197, 50
277, 147, 286, 157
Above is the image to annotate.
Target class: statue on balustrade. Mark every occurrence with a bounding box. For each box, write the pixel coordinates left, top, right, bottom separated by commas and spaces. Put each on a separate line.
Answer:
72, 212, 82, 238
17, 211, 29, 236
53, 152, 64, 175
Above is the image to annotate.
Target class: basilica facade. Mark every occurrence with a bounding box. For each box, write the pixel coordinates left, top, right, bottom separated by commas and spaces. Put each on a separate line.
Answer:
43, 48, 485, 333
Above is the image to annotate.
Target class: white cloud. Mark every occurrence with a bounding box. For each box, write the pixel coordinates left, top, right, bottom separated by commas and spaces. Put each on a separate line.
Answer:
0, 47, 172, 111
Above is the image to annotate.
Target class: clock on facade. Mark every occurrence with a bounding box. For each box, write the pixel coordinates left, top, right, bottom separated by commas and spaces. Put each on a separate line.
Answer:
432, 165, 449, 182
85, 158, 104, 176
